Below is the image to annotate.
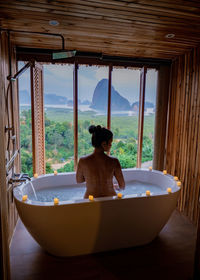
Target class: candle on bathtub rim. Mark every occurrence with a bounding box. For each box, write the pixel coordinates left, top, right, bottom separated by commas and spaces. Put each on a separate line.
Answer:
54, 198, 59, 205
174, 176, 178, 181
34, 173, 38, 179
117, 192, 123, 199
22, 195, 28, 202
167, 188, 172, 194
89, 195, 94, 201
177, 181, 181, 187
149, 166, 152, 171
163, 170, 167, 175
54, 170, 58, 175
146, 190, 151, 196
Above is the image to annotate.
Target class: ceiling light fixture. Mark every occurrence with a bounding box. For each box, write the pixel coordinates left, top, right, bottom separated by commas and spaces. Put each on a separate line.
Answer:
49, 20, 59, 26
165, 33, 175, 39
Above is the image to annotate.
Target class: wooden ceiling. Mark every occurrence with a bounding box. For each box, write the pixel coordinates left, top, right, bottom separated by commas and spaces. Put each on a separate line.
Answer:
0, 0, 200, 60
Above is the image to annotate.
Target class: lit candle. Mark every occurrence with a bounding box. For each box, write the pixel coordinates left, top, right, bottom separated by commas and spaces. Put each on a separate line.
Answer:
163, 170, 167, 175
89, 195, 94, 201
22, 195, 28, 201
54, 198, 59, 205
167, 188, 172, 194
174, 176, 178, 181
149, 166, 152, 171
177, 181, 181, 187
117, 192, 123, 199
34, 173, 38, 178
54, 170, 58, 175
146, 190, 151, 196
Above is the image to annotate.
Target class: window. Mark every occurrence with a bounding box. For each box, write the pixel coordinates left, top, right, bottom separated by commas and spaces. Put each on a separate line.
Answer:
110, 67, 140, 169
43, 64, 74, 173
142, 69, 157, 168
18, 62, 33, 176
18, 60, 157, 175
78, 65, 108, 158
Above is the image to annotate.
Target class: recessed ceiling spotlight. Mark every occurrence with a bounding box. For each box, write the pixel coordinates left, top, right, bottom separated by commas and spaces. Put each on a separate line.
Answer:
165, 33, 175, 39
49, 20, 59, 26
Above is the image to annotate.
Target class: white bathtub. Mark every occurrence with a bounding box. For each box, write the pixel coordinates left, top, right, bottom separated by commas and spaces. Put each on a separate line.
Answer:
13, 169, 180, 257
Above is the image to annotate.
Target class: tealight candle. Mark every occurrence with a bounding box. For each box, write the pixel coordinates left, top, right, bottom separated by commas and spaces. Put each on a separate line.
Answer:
146, 190, 151, 196
177, 181, 181, 187
167, 188, 172, 194
22, 195, 28, 201
174, 176, 178, 181
34, 173, 38, 178
163, 170, 167, 175
54, 198, 59, 205
149, 166, 152, 171
54, 170, 58, 175
117, 192, 123, 199
89, 195, 94, 201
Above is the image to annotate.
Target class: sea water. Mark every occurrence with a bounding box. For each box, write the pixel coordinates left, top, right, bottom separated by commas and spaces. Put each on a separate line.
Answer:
28, 180, 164, 202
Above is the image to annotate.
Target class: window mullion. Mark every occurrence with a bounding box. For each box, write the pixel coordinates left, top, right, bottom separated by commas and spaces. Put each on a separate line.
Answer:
30, 62, 45, 175
73, 62, 78, 171
107, 64, 113, 130
137, 66, 147, 168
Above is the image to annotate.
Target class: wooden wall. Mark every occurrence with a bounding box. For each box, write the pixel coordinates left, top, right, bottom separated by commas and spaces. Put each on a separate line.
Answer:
166, 46, 200, 224
0, 30, 20, 279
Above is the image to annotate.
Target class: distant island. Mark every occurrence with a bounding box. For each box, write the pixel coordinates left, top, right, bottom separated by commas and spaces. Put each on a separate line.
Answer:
19, 90, 68, 105
19, 79, 154, 112
19, 90, 89, 106
90, 79, 154, 111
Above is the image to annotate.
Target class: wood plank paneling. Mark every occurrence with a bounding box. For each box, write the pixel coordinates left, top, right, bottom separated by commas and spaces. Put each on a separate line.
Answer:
166, 46, 200, 224
0, 1, 200, 59
0, 30, 21, 280
0, 31, 19, 244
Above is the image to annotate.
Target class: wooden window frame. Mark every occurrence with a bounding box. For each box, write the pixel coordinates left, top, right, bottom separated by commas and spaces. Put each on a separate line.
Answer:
30, 62, 45, 175
137, 66, 147, 168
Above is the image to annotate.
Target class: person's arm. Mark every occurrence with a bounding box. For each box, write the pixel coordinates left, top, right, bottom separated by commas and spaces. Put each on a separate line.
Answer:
114, 158, 125, 190
76, 158, 85, 183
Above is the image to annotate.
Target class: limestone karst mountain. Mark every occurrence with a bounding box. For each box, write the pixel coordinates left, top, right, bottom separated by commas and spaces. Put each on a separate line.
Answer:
90, 79, 131, 111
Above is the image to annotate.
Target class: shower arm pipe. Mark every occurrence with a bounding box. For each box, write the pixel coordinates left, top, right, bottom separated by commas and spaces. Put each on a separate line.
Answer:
6, 149, 19, 175
0, 28, 65, 50
7, 60, 35, 81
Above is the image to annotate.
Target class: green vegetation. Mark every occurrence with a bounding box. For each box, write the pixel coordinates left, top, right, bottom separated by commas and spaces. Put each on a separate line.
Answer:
20, 108, 154, 176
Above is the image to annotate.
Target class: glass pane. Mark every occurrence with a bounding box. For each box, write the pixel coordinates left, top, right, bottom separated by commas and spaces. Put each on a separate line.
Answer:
18, 61, 33, 176
110, 67, 140, 169
43, 64, 74, 173
141, 69, 158, 168
78, 65, 108, 157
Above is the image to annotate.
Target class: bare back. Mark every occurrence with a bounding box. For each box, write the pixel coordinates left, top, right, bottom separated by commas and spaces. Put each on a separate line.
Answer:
76, 152, 125, 198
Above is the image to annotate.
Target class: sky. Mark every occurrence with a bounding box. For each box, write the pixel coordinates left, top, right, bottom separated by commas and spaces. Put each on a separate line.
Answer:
18, 62, 157, 105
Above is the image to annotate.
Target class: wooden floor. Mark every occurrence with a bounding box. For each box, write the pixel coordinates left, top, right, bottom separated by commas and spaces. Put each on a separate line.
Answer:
10, 210, 196, 280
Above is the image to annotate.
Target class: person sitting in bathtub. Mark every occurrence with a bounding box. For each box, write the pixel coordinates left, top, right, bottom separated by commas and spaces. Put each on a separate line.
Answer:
76, 125, 125, 198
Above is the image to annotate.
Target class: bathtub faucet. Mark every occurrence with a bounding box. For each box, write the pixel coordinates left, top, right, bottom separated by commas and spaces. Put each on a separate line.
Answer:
8, 173, 31, 184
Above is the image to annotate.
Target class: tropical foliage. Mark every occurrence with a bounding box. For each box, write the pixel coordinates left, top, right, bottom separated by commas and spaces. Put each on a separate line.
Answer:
20, 108, 154, 176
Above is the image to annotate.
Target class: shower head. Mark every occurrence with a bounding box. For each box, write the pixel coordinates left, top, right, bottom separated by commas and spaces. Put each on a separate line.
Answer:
52, 50, 76, 60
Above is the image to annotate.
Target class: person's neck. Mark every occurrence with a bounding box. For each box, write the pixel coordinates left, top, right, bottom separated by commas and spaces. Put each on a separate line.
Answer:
93, 147, 105, 154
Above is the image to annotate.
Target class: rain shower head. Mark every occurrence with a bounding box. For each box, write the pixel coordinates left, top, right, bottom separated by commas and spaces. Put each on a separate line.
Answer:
52, 50, 76, 60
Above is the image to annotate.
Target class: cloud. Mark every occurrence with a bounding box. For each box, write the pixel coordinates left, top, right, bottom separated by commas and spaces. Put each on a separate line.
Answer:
18, 62, 157, 104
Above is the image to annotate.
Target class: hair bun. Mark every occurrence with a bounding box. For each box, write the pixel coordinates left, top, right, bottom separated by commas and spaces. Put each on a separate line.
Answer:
96, 125, 102, 131
88, 125, 96, 134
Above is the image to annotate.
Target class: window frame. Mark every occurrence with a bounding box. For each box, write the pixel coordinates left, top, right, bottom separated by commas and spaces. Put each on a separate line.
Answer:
18, 56, 159, 174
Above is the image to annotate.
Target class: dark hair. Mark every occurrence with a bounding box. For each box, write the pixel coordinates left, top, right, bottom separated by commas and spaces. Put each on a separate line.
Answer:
88, 125, 113, 148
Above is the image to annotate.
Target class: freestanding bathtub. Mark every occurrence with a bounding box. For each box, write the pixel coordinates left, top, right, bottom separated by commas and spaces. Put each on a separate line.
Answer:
13, 169, 180, 257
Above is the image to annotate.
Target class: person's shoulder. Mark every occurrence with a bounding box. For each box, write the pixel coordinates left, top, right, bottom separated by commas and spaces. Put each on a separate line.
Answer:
79, 154, 93, 162
106, 155, 120, 163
